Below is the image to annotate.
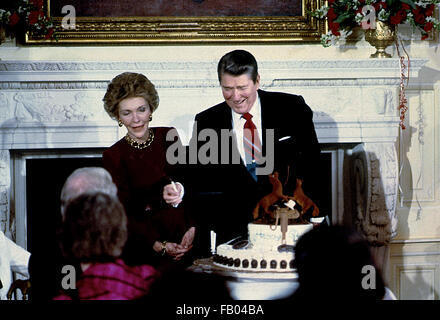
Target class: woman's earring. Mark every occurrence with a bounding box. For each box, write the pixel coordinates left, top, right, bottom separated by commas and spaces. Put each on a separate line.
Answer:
118, 120, 123, 127
149, 115, 153, 121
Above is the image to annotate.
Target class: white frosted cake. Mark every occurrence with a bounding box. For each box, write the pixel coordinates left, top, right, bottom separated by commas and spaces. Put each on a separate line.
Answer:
213, 222, 313, 272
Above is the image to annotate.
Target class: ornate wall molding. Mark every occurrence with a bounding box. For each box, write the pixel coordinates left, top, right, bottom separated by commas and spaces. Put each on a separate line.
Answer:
0, 82, 109, 90
0, 59, 428, 74
352, 143, 399, 244
269, 78, 402, 87
0, 79, 404, 90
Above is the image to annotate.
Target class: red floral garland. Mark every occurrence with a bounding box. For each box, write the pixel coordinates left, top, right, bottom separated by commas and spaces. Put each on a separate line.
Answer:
395, 38, 410, 130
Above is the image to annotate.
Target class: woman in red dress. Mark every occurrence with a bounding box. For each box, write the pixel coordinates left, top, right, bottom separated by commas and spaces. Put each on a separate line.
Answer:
102, 72, 195, 273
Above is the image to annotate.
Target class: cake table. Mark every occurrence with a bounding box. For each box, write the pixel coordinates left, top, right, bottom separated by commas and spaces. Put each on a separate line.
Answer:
187, 257, 299, 300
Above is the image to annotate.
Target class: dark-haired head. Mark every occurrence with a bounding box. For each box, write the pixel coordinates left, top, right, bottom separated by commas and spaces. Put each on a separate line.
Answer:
217, 50, 259, 84
293, 225, 386, 301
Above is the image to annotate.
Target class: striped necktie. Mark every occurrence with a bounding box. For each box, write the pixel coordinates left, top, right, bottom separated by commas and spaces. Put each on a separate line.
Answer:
242, 112, 262, 165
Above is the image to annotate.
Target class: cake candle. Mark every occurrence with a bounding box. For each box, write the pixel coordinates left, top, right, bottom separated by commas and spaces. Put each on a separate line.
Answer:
210, 230, 216, 255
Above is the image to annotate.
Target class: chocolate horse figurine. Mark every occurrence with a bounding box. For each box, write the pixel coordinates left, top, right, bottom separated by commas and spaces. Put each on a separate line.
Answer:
252, 172, 288, 220
290, 178, 320, 217
253, 172, 320, 220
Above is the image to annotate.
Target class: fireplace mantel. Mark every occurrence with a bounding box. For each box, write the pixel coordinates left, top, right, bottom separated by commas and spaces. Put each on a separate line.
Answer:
0, 59, 427, 249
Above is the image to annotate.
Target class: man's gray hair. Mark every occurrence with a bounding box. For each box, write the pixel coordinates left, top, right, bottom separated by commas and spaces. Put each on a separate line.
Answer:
60, 167, 117, 216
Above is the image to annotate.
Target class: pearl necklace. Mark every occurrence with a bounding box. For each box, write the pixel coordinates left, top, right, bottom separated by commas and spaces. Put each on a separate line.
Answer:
124, 128, 154, 149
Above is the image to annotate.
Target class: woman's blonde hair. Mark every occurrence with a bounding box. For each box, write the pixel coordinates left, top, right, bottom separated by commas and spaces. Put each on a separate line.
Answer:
103, 72, 159, 120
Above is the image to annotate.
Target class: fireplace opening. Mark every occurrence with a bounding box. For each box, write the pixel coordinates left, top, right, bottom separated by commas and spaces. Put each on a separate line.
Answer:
25, 154, 105, 254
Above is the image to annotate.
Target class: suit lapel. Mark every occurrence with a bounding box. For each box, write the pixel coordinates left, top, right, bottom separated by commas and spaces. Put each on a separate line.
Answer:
217, 103, 243, 166
258, 89, 276, 156
217, 102, 233, 130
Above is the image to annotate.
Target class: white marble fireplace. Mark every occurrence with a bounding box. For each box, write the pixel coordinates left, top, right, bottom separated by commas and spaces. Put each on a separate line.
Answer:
0, 59, 426, 259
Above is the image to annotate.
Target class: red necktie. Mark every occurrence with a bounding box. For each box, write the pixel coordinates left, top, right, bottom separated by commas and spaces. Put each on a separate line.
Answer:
242, 112, 262, 164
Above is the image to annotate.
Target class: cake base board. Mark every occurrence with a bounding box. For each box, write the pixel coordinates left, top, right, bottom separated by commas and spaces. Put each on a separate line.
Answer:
188, 257, 299, 281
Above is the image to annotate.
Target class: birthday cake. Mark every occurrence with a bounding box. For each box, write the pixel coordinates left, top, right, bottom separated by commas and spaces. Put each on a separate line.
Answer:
212, 172, 319, 272
213, 209, 313, 272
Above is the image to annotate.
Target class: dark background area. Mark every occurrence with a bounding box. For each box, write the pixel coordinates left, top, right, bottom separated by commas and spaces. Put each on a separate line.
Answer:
50, 0, 302, 17
26, 155, 105, 253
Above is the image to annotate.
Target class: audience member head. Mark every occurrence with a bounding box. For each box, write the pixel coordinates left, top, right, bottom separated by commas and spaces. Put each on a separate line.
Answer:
217, 50, 259, 83
60, 167, 117, 217
59, 192, 127, 264
293, 225, 386, 301
102, 72, 159, 121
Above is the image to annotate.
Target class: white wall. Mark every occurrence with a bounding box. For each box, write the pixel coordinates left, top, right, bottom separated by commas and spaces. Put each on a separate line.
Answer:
0, 27, 439, 299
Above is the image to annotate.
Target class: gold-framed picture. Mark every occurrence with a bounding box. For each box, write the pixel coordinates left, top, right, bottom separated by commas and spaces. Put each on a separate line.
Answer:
26, 0, 326, 44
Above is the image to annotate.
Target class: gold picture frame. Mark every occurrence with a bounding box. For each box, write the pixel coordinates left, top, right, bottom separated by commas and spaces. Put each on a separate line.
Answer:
25, 0, 326, 44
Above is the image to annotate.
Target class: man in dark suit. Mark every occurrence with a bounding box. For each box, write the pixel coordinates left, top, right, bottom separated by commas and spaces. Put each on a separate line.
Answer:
189, 50, 322, 253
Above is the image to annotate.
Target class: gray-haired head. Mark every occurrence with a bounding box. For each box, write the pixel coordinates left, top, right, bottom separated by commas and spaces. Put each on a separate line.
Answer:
60, 167, 117, 217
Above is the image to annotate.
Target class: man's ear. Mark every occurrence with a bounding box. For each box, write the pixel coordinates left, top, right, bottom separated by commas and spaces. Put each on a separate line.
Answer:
255, 74, 261, 88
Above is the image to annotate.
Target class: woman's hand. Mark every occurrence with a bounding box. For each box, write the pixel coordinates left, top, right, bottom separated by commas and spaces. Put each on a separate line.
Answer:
180, 227, 195, 249
153, 241, 190, 261
153, 228, 195, 261
163, 182, 183, 207
165, 242, 191, 260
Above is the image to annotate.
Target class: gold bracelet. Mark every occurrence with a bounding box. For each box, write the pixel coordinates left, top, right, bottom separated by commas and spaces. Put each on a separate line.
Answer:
161, 241, 167, 256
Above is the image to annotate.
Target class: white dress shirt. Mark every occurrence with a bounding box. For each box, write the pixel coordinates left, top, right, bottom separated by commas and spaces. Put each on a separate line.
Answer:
0, 231, 30, 300
231, 94, 263, 163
